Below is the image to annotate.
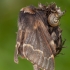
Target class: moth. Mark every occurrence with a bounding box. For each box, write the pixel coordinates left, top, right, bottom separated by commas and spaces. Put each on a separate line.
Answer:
14, 3, 65, 70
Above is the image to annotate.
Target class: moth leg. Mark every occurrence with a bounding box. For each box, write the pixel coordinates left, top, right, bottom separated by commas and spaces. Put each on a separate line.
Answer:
33, 64, 40, 70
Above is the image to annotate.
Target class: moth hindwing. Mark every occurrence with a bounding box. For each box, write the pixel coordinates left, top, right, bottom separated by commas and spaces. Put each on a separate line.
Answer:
14, 3, 65, 70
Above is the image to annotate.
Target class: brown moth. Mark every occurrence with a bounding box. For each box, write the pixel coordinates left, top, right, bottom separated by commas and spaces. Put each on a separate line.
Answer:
14, 3, 65, 70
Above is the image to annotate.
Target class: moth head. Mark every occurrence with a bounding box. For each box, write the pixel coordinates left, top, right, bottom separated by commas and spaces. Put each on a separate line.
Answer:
48, 5, 65, 27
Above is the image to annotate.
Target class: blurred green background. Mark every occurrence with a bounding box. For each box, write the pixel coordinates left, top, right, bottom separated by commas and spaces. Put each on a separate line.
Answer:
0, 0, 70, 70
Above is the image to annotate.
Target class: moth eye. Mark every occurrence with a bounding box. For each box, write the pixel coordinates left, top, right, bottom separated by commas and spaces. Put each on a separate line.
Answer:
48, 13, 59, 27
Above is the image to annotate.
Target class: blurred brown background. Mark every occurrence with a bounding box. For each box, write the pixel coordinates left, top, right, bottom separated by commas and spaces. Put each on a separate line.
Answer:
0, 0, 70, 70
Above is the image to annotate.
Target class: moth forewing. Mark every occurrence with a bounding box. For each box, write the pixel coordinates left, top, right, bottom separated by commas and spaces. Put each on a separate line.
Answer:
38, 20, 56, 55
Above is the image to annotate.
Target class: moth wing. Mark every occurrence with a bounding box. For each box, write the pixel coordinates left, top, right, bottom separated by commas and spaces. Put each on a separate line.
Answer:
14, 7, 35, 63
14, 11, 26, 63
22, 20, 55, 70
14, 7, 55, 70
39, 20, 56, 55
